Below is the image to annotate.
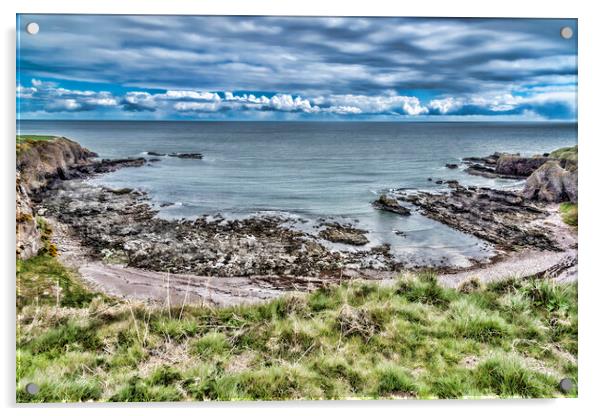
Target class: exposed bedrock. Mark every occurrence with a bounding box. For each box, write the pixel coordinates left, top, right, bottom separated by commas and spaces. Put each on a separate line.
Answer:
318, 223, 369, 246
35, 180, 398, 278
463, 146, 577, 184
16, 137, 150, 259
396, 185, 560, 251
523, 161, 578, 203
16, 172, 41, 259
495, 154, 551, 177
463, 152, 549, 179
17, 137, 98, 191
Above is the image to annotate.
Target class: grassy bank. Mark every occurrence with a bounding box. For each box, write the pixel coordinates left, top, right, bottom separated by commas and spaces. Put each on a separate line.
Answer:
550, 145, 578, 162
16, 135, 58, 156
560, 203, 578, 227
16, 255, 577, 402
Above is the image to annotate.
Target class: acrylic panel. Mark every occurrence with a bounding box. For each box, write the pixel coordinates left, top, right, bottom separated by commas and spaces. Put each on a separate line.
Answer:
16, 15, 578, 402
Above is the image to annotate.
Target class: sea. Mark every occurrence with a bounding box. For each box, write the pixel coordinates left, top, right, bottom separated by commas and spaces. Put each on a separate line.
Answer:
17, 120, 577, 268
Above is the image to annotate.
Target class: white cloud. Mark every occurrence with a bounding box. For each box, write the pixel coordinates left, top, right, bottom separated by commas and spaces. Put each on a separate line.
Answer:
19, 80, 119, 112
16, 85, 37, 99
162, 90, 221, 101
17, 78, 576, 120
428, 97, 463, 114
318, 93, 429, 115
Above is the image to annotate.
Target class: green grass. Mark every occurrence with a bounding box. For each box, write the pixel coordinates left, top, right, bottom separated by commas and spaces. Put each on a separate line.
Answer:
16, 135, 58, 156
16, 254, 103, 308
560, 202, 578, 227
550, 145, 578, 162
16, 265, 577, 401
16, 135, 56, 144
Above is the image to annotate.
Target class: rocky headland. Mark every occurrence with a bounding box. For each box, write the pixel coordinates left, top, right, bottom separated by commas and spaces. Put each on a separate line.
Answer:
383, 145, 579, 284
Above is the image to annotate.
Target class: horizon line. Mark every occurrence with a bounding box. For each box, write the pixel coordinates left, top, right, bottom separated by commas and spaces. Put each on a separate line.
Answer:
16, 119, 578, 124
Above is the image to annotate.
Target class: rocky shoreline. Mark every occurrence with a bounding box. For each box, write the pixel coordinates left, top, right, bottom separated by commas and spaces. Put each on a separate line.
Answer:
34, 179, 399, 278
17, 137, 578, 304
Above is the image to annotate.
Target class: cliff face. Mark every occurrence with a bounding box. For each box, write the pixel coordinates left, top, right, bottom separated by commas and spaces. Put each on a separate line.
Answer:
17, 137, 98, 192
16, 172, 41, 259
523, 161, 578, 203
495, 155, 550, 177
16, 137, 97, 259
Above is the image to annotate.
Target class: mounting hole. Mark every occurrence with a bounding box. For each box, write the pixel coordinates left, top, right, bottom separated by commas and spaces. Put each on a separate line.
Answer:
560, 26, 573, 40
25, 382, 39, 395
558, 378, 576, 393
26, 22, 39, 35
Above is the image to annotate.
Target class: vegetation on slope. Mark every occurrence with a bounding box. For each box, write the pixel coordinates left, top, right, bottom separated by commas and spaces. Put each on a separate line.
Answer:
550, 145, 578, 162
559, 203, 578, 227
16, 135, 57, 156
16, 135, 57, 144
17, 258, 578, 402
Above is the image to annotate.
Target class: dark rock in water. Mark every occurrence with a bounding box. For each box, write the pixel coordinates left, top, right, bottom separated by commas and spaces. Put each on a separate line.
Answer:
445, 163, 459, 169
147, 151, 166, 156
427, 177, 433, 182
395, 185, 560, 251
523, 161, 578, 203
372, 194, 411, 216
148, 158, 161, 162
463, 152, 508, 167
160, 202, 174, 207
446, 180, 460, 189
94, 157, 146, 173
318, 224, 369, 246
463, 152, 531, 179
435, 180, 444, 185
464, 164, 500, 179
108, 188, 134, 195
168, 152, 203, 160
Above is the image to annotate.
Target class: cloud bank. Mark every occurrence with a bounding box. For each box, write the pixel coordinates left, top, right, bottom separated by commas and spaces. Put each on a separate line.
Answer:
16, 15, 577, 120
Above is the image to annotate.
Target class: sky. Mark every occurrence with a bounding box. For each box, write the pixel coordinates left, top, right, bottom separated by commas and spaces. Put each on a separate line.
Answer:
16, 15, 577, 121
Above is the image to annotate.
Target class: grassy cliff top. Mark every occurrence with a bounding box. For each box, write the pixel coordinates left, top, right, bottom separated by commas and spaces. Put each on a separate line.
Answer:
16, 135, 60, 156
550, 145, 578, 162
16, 135, 58, 144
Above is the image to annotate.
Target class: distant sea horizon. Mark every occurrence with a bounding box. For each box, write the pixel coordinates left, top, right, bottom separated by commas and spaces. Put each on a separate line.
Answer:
17, 119, 578, 124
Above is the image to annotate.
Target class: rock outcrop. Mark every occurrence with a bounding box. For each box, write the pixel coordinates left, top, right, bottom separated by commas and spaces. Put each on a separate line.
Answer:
495, 154, 550, 177
396, 185, 559, 251
463, 152, 549, 179
372, 194, 411, 216
168, 152, 203, 159
318, 224, 369, 246
463, 146, 578, 185
17, 137, 98, 191
523, 161, 578, 203
16, 172, 41, 259
16, 137, 147, 259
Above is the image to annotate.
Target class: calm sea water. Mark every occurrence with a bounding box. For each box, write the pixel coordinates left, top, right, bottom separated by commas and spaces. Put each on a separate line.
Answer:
18, 120, 577, 267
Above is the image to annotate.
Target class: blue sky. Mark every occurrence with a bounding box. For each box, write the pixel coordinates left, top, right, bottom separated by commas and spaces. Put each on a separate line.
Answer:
17, 15, 577, 121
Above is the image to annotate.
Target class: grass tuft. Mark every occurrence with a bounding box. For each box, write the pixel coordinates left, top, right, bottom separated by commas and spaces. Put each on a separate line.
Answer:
373, 364, 417, 398
559, 202, 578, 227
474, 355, 556, 398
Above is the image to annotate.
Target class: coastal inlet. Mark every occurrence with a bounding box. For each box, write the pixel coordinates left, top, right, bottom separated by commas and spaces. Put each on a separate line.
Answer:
16, 121, 577, 305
